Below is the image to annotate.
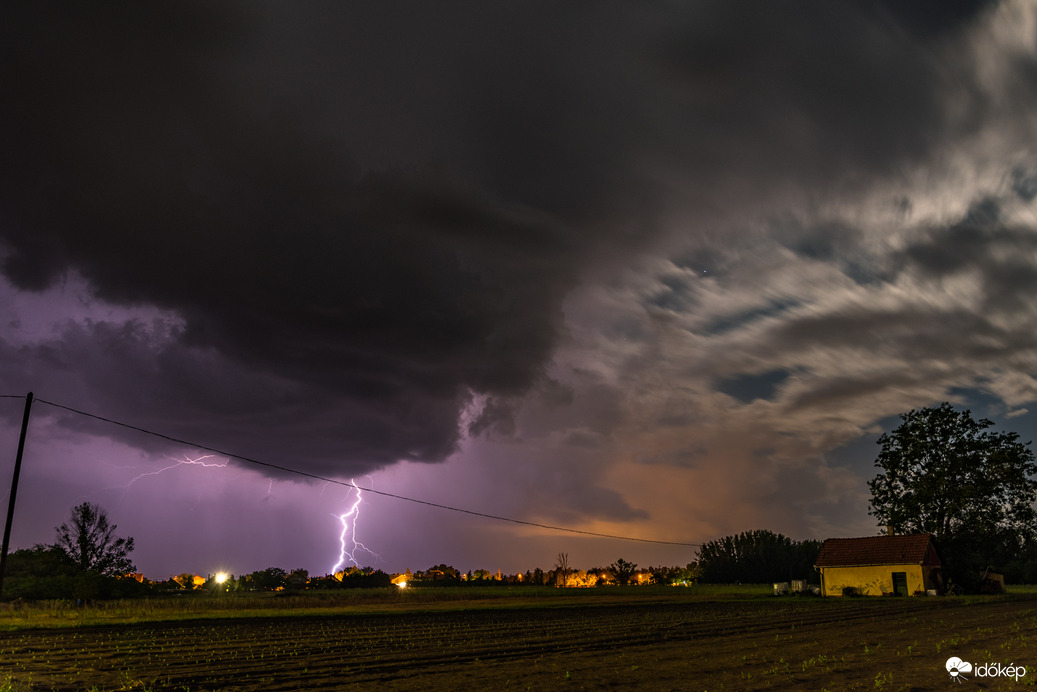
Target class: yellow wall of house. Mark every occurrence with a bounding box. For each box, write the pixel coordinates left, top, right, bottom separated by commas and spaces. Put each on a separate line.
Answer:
819, 564, 928, 596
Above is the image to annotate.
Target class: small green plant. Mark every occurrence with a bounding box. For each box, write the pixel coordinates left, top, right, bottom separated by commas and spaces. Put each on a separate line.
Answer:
873, 671, 893, 687
0, 674, 32, 692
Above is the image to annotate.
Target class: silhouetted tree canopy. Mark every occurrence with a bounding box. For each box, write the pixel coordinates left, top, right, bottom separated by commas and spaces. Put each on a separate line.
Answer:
1, 542, 149, 601
607, 558, 638, 585
0, 545, 76, 600
337, 568, 391, 588
697, 530, 821, 583
427, 564, 461, 580
54, 503, 135, 577
241, 567, 287, 591
868, 403, 1037, 589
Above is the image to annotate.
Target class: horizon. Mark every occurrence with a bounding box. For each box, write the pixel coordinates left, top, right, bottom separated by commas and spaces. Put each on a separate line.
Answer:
5, 2, 1037, 580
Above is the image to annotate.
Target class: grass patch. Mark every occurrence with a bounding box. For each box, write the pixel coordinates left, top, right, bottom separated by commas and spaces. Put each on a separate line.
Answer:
0, 584, 775, 630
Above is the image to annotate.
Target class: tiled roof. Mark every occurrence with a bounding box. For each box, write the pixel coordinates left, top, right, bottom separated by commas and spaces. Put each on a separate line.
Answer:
815, 534, 938, 568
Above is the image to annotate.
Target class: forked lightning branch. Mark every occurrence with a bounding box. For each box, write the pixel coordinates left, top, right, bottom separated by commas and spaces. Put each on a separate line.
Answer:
331, 480, 380, 575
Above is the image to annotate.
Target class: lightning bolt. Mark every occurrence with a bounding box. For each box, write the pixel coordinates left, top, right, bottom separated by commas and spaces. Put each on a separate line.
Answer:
126, 454, 229, 488
330, 479, 380, 575
84, 454, 232, 504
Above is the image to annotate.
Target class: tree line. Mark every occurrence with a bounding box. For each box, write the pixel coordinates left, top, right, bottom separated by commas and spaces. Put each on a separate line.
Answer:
5, 403, 1037, 600
0, 502, 705, 600
3, 503, 144, 601
695, 530, 822, 584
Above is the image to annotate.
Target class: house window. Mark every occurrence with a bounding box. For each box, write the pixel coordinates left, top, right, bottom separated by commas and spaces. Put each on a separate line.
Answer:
892, 572, 908, 596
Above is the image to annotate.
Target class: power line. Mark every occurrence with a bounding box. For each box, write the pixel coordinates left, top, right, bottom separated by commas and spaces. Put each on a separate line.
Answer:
26, 396, 700, 548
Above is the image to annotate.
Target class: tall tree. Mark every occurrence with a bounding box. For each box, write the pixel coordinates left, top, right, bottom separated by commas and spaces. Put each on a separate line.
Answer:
607, 558, 638, 585
868, 403, 1037, 587
54, 503, 136, 577
554, 552, 571, 587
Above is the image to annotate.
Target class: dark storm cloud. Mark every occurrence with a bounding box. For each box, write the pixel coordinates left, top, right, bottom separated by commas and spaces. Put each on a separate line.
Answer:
899, 195, 1037, 311
466, 398, 516, 439
652, 0, 976, 187
866, 0, 1000, 39
0, 318, 466, 470
0, 1, 1004, 478
0, 2, 593, 471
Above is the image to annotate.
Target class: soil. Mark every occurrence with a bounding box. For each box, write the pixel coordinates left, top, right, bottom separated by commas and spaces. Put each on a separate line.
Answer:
2, 595, 1035, 690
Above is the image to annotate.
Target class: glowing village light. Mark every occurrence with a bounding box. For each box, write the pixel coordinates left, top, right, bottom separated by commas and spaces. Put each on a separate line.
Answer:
215, 572, 229, 584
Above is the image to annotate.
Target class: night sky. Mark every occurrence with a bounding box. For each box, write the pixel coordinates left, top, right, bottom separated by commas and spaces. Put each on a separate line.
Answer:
4, 0, 1037, 579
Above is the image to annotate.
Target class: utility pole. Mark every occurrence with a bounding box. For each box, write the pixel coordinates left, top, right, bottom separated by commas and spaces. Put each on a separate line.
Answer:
0, 392, 34, 598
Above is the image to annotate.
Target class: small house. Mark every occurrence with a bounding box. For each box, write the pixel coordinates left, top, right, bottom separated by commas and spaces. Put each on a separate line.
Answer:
815, 534, 942, 597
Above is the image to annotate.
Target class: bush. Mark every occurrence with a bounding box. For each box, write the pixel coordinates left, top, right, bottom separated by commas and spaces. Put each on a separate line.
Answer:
1, 546, 77, 600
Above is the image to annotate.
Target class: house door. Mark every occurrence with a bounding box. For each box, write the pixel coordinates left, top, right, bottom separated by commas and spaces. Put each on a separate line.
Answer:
892, 572, 908, 596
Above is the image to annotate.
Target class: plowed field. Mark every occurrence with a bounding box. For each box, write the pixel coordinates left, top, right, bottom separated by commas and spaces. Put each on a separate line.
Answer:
2, 594, 1035, 690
